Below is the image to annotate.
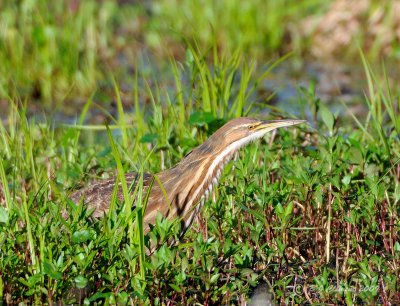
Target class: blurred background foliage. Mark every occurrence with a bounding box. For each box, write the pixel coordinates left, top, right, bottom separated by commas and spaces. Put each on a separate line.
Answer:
0, 0, 399, 109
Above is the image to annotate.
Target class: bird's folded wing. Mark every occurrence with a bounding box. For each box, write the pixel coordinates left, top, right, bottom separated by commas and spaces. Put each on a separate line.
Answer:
68, 172, 154, 217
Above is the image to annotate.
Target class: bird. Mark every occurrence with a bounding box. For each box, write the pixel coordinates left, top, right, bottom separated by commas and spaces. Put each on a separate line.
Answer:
70, 117, 305, 235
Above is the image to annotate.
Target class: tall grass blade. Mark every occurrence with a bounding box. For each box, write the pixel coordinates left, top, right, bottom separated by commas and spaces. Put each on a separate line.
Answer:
0, 158, 12, 211
112, 78, 129, 149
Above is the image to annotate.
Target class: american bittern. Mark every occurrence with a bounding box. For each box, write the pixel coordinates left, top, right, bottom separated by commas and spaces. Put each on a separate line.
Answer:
70, 117, 305, 234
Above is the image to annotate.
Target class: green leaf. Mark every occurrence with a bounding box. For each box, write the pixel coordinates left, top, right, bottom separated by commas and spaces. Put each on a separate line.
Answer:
276, 239, 286, 254
342, 175, 351, 186
43, 261, 62, 280
320, 104, 334, 132
189, 111, 215, 126
210, 273, 220, 284
0, 207, 9, 223
275, 203, 284, 216
74, 275, 88, 289
23, 274, 42, 288
140, 133, 159, 144
284, 202, 293, 217
169, 283, 182, 292
71, 229, 95, 243
88, 292, 113, 302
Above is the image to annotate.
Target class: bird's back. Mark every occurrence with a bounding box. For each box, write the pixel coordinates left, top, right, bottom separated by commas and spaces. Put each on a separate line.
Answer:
69, 172, 155, 218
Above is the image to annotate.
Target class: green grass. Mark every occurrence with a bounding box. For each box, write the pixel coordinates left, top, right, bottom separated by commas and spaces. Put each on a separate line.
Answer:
0, 50, 399, 304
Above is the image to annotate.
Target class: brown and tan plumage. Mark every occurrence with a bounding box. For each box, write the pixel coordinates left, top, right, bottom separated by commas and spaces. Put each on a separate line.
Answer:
70, 117, 305, 234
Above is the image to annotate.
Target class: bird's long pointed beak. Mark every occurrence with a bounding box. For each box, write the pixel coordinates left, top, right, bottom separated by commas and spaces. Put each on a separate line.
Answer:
256, 119, 306, 131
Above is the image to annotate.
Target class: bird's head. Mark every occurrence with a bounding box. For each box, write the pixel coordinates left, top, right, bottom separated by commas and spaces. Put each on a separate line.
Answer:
210, 117, 306, 150
181, 117, 306, 167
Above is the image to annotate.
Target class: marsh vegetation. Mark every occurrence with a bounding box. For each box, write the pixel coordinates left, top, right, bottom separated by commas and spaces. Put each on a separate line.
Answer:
0, 0, 399, 304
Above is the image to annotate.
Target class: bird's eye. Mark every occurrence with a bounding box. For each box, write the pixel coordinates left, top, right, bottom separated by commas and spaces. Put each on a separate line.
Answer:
248, 125, 255, 130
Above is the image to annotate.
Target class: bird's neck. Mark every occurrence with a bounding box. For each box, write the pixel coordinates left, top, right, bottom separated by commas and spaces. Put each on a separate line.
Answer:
157, 139, 239, 228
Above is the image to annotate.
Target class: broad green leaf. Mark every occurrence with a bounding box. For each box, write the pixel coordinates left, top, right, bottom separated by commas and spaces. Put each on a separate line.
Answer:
71, 229, 95, 243
74, 275, 88, 289
189, 111, 215, 126
0, 207, 9, 223
320, 104, 334, 132
43, 261, 62, 280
